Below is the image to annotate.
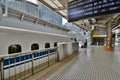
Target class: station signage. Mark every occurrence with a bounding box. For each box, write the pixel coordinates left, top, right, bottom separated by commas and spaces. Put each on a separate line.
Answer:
92, 34, 107, 37
68, 0, 120, 22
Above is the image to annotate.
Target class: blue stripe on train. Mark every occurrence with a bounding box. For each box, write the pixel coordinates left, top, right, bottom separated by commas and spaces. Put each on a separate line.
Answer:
3, 54, 50, 70
4, 54, 32, 66
3, 50, 55, 69
50, 49, 56, 53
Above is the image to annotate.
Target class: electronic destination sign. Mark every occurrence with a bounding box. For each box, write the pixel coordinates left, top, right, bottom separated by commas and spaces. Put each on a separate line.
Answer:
68, 0, 120, 22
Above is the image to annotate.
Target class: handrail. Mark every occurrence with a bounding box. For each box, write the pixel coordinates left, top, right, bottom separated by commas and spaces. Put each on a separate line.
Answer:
1, 0, 62, 26
0, 0, 2, 15
8, 1, 39, 17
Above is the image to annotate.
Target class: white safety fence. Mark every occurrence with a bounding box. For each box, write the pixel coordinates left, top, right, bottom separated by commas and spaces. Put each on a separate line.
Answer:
0, 47, 58, 80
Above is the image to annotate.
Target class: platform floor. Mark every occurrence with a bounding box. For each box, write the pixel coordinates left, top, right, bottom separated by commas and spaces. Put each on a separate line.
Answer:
47, 46, 120, 80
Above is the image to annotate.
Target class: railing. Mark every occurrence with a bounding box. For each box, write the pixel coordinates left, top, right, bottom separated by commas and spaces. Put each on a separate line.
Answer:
0, 47, 58, 80
1, 0, 62, 26
0, 0, 3, 16
8, 1, 39, 18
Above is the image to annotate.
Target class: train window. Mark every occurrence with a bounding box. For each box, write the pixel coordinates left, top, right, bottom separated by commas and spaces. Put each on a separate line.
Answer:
45, 43, 50, 48
31, 43, 39, 50
54, 42, 57, 47
8, 44, 22, 54
71, 38, 73, 40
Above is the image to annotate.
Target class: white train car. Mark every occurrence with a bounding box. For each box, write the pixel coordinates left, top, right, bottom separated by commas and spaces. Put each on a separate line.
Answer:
0, 8, 74, 80
0, 0, 77, 79
0, 26, 72, 79
0, 26, 71, 55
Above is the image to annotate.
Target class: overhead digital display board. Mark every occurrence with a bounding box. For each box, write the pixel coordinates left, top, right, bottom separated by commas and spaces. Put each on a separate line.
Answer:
68, 0, 120, 22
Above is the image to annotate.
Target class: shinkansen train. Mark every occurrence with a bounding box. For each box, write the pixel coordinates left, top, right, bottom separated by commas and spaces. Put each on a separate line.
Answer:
0, 26, 77, 79
0, 0, 75, 55
0, 26, 72, 55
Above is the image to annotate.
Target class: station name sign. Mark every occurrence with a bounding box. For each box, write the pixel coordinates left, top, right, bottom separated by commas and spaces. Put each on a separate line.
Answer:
68, 0, 120, 22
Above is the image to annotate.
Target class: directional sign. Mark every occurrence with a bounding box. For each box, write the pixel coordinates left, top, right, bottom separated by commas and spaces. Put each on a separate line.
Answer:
68, 0, 120, 22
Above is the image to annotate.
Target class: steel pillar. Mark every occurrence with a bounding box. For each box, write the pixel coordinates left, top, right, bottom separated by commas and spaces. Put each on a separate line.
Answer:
104, 19, 114, 51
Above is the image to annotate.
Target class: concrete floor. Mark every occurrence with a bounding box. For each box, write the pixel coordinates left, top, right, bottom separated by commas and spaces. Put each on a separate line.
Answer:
47, 46, 120, 80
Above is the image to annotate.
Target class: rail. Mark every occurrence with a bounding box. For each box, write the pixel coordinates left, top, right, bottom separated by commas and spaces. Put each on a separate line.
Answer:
0, 0, 2, 15
0, 0, 63, 26
8, 1, 39, 18
0, 0, 70, 31
0, 47, 58, 80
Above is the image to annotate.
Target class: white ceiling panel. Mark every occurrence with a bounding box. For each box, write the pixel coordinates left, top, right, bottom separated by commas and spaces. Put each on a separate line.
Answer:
44, 0, 58, 8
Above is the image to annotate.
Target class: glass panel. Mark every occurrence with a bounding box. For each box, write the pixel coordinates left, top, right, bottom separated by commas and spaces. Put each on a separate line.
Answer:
8, 44, 22, 54
45, 43, 50, 48
31, 43, 39, 50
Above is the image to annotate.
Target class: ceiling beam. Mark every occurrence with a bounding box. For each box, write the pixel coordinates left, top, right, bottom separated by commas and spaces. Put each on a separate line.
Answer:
112, 24, 120, 30
58, 0, 67, 8
74, 23, 90, 31
53, 7, 66, 12
50, 0, 60, 8
38, 0, 53, 10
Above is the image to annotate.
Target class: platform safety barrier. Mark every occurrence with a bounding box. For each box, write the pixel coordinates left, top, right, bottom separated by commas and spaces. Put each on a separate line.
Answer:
0, 47, 58, 80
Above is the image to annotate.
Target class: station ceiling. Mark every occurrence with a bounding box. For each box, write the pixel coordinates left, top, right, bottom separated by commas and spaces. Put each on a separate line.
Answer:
38, 0, 120, 31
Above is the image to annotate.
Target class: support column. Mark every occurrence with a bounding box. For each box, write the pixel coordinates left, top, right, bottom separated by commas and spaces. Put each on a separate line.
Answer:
104, 19, 114, 51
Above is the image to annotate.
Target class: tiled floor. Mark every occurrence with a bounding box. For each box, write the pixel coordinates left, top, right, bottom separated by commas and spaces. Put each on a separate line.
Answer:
47, 46, 120, 80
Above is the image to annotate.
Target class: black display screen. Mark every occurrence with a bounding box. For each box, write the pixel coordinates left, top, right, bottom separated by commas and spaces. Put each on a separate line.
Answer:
68, 0, 120, 22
